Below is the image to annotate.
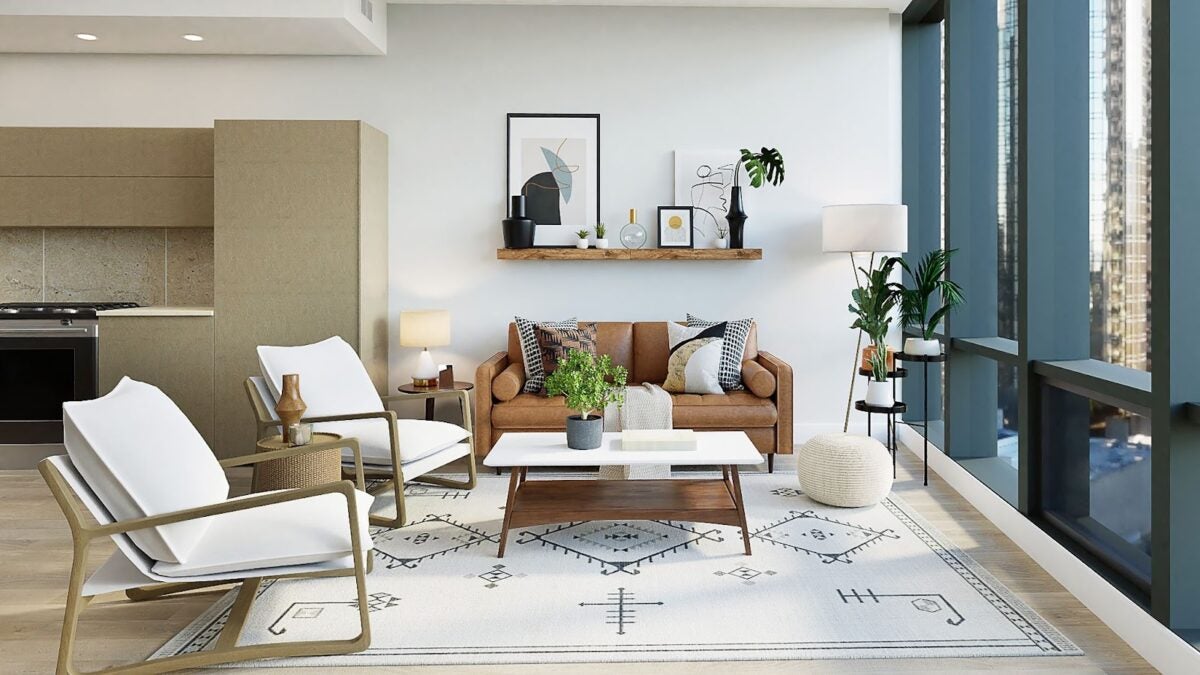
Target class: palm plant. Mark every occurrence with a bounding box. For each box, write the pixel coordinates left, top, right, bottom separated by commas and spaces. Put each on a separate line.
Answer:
848, 257, 902, 382
898, 249, 965, 340
734, 147, 785, 189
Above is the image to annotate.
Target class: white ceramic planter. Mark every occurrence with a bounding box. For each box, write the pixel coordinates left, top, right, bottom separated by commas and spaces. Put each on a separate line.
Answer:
865, 380, 894, 408
576, 238, 589, 250
903, 337, 942, 357
595, 238, 609, 249
715, 238, 729, 249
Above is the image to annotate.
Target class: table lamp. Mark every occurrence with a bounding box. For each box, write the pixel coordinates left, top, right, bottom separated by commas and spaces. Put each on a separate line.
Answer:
822, 204, 908, 432
400, 309, 450, 388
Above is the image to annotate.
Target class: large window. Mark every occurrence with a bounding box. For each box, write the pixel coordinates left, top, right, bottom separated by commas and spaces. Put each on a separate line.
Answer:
1088, 0, 1152, 371
998, 0, 1019, 341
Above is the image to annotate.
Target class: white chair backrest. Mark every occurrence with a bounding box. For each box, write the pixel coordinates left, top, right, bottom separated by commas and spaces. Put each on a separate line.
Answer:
257, 336, 383, 418
63, 377, 229, 563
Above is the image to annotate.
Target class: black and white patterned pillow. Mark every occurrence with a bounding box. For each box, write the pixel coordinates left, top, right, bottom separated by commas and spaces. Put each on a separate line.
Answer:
686, 314, 753, 391
515, 316, 577, 394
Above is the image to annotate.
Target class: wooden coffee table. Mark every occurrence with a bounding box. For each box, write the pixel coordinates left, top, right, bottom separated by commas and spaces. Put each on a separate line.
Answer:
483, 431, 763, 557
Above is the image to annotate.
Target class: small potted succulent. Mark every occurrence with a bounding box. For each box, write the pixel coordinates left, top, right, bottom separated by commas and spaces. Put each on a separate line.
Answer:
575, 228, 590, 249
898, 249, 964, 356
595, 223, 610, 249
714, 224, 730, 249
544, 349, 628, 450
849, 257, 902, 407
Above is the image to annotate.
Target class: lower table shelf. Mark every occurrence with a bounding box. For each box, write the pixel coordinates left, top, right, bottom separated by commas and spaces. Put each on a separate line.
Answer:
507, 478, 740, 528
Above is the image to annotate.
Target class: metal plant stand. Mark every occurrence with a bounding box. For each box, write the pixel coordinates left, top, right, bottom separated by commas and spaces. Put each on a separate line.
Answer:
855, 398, 907, 479
895, 351, 948, 486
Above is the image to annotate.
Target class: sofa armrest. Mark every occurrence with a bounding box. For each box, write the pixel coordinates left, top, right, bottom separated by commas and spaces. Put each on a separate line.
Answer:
757, 351, 794, 454
475, 352, 510, 455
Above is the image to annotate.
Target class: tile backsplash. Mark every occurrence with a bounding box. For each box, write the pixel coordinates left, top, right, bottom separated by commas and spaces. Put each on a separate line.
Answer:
0, 228, 213, 306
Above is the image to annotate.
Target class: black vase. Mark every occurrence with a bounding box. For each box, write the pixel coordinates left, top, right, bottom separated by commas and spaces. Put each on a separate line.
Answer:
502, 195, 535, 249
726, 186, 748, 249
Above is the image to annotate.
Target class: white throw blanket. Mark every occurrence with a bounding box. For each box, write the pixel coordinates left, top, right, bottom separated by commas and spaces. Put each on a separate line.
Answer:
601, 384, 672, 479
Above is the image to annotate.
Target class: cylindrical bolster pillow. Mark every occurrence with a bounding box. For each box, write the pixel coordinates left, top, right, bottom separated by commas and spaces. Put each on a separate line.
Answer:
493, 363, 525, 402
741, 360, 777, 398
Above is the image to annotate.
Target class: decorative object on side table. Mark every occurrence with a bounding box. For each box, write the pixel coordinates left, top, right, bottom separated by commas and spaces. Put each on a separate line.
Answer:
849, 256, 902, 408
502, 195, 535, 249
898, 248, 964, 356
620, 208, 647, 249
274, 373, 306, 443
657, 206, 694, 248
400, 309, 451, 388
726, 146, 785, 249
594, 223, 609, 249
507, 113, 600, 247
822, 203, 908, 432
575, 228, 590, 249
543, 349, 628, 450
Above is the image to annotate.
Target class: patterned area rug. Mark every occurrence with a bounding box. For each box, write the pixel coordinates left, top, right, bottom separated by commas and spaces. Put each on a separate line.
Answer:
151, 473, 1081, 665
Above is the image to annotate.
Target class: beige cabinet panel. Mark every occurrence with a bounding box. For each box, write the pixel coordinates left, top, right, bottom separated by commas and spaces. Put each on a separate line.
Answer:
99, 316, 215, 446
0, 176, 213, 228
0, 128, 213, 177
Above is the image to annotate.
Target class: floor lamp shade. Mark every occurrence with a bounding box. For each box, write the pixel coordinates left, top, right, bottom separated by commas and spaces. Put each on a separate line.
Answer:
399, 310, 451, 348
821, 204, 908, 254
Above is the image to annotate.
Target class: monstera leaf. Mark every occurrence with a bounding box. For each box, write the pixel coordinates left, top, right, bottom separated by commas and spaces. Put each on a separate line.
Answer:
739, 147, 786, 188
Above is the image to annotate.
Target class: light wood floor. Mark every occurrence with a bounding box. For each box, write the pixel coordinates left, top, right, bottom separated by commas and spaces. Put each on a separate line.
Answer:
0, 449, 1154, 674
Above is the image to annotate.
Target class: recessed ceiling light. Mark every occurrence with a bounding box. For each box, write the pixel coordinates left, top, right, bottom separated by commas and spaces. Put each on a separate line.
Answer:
182, 34, 204, 42
74, 33, 98, 41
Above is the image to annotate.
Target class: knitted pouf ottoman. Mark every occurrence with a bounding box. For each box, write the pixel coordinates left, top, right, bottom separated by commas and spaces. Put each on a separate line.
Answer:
797, 433, 893, 507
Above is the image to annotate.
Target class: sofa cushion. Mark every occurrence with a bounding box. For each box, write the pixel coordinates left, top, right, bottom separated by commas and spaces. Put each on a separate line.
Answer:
514, 316, 577, 394
536, 322, 598, 382
492, 390, 777, 429
663, 322, 725, 394
688, 314, 754, 391
741, 359, 777, 398
493, 362, 525, 402
64, 377, 229, 564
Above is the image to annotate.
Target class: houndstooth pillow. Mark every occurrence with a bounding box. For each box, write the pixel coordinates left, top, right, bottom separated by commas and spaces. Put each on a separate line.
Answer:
686, 314, 753, 391
515, 316, 577, 394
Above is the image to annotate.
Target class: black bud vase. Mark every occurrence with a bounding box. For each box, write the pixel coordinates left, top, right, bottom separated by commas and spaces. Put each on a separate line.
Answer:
726, 186, 748, 249
503, 195, 535, 249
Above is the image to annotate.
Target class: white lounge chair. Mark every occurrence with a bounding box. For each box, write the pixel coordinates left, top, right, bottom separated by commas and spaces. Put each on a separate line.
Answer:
249, 336, 477, 528
41, 377, 374, 674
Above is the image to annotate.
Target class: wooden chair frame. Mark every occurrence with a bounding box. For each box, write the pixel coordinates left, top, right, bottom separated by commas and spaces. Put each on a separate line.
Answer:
244, 379, 478, 528
40, 441, 372, 674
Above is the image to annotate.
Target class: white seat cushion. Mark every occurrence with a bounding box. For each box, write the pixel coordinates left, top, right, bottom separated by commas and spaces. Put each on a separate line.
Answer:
321, 417, 469, 465
151, 489, 374, 578
64, 377, 229, 564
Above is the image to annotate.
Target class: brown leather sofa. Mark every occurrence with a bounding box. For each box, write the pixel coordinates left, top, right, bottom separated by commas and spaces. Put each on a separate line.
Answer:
474, 321, 793, 471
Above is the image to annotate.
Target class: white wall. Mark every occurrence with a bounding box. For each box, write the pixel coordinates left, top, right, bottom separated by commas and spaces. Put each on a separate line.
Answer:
0, 4, 902, 436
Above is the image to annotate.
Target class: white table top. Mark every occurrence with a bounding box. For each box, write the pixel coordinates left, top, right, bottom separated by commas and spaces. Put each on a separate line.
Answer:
483, 431, 763, 468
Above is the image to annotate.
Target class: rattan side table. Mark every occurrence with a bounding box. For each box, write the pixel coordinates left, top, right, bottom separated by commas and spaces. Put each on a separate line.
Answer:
252, 432, 345, 492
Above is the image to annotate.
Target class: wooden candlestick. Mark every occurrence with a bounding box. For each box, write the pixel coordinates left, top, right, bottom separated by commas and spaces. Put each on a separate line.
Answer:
275, 373, 307, 443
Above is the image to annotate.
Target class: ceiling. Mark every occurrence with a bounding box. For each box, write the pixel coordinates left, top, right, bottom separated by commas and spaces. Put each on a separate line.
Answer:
0, 0, 910, 56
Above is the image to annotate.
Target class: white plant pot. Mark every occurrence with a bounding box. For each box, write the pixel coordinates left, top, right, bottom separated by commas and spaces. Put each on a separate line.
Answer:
904, 337, 942, 357
595, 238, 609, 249
576, 239, 589, 249
714, 238, 729, 249
865, 380, 894, 408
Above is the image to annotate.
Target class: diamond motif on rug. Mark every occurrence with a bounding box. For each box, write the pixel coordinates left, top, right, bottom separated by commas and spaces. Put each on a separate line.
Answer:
752, 509, 900, 563
713, 565, 778, 585
517, 520, 724, 575
373, 513, 497, 569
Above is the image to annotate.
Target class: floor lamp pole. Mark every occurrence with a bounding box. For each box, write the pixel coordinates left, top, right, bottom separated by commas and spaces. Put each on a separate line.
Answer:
842, 252, 875, 433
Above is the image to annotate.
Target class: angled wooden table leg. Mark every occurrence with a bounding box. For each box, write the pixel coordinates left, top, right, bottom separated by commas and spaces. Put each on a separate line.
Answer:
729, 465, 752, 555
498, 466, 522, 557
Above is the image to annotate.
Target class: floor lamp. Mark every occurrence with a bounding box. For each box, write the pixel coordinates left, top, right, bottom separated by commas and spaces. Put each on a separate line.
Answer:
821, 204, 909, 433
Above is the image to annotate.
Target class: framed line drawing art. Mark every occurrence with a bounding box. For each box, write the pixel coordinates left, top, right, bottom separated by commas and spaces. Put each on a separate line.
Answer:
657, 206, 695, 248
507, 114, 600, 247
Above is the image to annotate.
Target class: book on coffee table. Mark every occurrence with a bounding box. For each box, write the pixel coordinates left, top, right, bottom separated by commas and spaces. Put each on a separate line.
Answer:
619, 429, 697, 451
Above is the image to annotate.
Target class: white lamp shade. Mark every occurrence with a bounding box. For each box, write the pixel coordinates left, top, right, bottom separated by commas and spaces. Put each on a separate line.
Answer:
399, 310, 450, 348
821, 204, 908, 254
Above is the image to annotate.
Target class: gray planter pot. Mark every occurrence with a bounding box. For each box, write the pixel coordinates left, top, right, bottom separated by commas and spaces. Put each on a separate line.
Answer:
566, 415, 603, 450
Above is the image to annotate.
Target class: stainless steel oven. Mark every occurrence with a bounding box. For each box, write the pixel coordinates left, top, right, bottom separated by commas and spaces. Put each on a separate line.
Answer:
0, 303, 135, 444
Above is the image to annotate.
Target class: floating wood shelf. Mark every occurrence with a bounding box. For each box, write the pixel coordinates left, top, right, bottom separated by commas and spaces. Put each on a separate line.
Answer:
496, 248, 762, 261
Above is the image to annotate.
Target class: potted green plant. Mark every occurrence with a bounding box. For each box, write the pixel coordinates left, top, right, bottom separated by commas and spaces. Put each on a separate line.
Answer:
544, 349, 628, 449
848, 257, 902, 407
727, 146, 785, 249
898, 249, 964, 356
575, 228, 590, 250
715, 223, 729, 249
595, 223, 609, 249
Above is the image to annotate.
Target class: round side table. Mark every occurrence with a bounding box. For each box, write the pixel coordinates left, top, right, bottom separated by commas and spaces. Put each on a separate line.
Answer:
253, 432, 344, 492
396, 381, 474, 421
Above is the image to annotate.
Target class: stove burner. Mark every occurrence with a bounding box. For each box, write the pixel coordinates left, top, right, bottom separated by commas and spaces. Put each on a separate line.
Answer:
0, 301, 141, 319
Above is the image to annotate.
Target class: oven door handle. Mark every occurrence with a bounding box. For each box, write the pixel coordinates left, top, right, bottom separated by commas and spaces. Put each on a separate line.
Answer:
0, 327, 94, 335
